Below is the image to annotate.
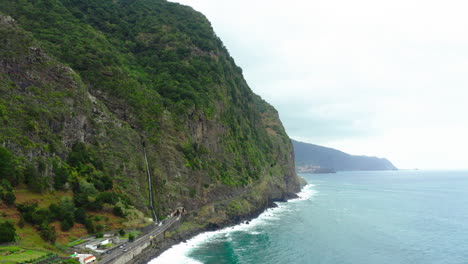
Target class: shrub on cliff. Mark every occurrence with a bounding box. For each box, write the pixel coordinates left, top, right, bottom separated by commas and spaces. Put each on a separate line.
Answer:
0, 179, 16, 205
0, 221, 16, 243
0, 146, 19, 185
39, 223, 56, 244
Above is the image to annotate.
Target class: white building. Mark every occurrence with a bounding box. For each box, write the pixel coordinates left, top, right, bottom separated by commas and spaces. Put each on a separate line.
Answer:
74, 253, 96, 264
100, 239, 110, 246
85, 239, 111, 251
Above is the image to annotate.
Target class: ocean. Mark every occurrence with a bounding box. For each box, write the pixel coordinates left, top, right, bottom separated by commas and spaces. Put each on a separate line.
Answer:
150, 170, 468, 264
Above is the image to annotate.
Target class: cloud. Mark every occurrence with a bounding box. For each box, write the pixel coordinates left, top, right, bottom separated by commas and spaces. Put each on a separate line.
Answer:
172, 0, 468, 169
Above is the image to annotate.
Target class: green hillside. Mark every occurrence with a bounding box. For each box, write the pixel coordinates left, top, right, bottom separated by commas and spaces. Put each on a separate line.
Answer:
0, 0, 302, 254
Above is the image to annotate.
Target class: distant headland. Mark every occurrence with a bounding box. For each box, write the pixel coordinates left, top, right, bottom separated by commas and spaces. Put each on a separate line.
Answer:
292, 139, 397, 172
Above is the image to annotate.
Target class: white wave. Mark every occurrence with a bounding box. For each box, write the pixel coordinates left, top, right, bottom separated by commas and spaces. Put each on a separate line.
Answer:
149, 232, 217, 264
290, 184, 317, 202
150, 183, 316, 264
151, 252, 202, 264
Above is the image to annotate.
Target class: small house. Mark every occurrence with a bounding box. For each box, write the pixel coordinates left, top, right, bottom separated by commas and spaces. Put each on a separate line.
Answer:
84, 255, 96, 264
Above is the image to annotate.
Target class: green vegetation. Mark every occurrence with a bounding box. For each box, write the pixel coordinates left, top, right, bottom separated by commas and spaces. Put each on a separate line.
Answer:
64, 259, 80, 264
0, 221, 16, 243
176, 221, 204, 234
0, 246, 49, 263
0, 146, 19, 186
0, 0, 281, 190
66, 239, 85, 247
15, 194, 115, 243
226, 199, 252, 216
120, 230, 141, 241
0, 0, 301, 254
0, 178, 16, 205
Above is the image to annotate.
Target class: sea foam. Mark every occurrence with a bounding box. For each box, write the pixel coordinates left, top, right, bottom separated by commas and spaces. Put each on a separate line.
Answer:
150, 184, 316, 264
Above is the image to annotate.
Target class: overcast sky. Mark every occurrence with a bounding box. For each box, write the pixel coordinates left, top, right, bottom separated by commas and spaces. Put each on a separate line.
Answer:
171, 0, 468, 170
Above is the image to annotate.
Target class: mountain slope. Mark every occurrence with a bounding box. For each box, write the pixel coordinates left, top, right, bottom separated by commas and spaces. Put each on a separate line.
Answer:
292, 139, 397, 171
0, 0, 302, 251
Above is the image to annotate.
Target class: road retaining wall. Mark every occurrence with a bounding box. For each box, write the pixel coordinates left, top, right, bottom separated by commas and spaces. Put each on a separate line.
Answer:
112, 240, 151, 264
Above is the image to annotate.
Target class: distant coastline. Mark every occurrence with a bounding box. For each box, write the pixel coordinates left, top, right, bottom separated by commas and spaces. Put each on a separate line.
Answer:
296, 165, 336, 174
292, 139, 397, 171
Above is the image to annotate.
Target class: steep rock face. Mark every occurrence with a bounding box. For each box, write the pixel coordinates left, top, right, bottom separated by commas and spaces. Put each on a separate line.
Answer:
0, 16, 151, 209
0, 0, 302, 242
292, 139, 397, 171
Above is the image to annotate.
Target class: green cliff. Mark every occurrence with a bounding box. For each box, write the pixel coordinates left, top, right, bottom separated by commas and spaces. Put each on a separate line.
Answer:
0, 0, 302, 252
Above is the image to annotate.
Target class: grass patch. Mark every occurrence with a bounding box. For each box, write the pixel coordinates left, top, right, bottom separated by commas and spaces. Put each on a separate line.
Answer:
0, 246, 48, 263
16, 226, 52, 251
14, 188, 73, 207
66, 239, 85, 247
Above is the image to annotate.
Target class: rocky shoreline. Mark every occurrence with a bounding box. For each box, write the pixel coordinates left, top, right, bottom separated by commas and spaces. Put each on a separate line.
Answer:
132, 191, 301, 264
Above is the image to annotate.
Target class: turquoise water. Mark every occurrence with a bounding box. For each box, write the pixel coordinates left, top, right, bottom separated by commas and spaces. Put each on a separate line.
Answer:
152, 171, 468, 264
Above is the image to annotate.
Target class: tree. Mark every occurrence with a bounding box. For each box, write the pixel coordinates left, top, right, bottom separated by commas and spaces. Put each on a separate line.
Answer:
4, 191, 16, 205
49, 203, 61, 221
112, 206, 124, 217
73, 192, 89, 208
1, 179, 13, 191
31, 208, 51, 226
84, 218, 95, 234
96, 223, 104, 232
128, 233, 135, 242
87, 199, 103, 211
61, 219, 73, 231
96, 192, 118, 205
68, 142, 89, 167
0, 221, 16, 243
24, 163, 43, 193
0, 146, 17, 184
39, 223, 56, 244
78, 179, 97, 197
53, 165, 69, 190
57, 197, 75, 231
17, 202, 39, 224
18, 217, 25, 228
74, 207, 87, 224
101, 175, 113, 190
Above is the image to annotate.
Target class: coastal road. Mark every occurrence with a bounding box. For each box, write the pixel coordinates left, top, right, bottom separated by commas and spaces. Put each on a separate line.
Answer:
99, 216, 180, 264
